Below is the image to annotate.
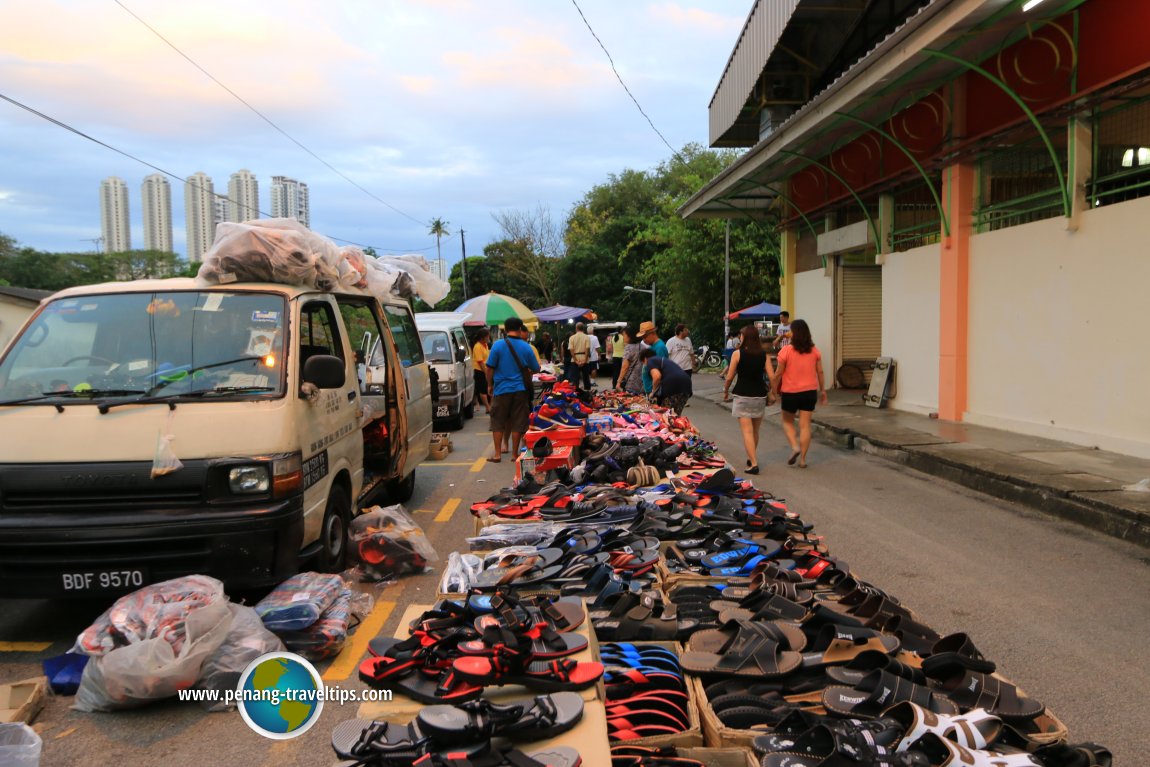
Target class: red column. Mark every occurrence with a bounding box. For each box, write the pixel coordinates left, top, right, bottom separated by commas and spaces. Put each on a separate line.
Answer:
938, 162, 973, 421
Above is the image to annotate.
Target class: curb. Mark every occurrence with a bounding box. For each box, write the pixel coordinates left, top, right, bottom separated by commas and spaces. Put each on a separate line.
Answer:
698, 391, 1150, 549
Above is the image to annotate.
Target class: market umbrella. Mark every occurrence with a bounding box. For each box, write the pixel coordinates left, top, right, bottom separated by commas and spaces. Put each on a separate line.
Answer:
532, 304, 597, 323
456, 292, 540, 331
728, 301, 783, 320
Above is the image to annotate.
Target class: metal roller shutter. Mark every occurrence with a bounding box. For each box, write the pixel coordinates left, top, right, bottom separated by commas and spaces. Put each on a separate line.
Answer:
839, 266, 882, 382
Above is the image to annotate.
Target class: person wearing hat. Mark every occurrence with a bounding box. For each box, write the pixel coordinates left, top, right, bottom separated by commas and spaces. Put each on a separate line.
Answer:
485, 317, 540, 462
637, 321, 668, 396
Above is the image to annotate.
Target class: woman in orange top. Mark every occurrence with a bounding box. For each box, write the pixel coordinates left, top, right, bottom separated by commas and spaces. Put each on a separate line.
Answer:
471, 329, 492, 415
771, 319, 827, 468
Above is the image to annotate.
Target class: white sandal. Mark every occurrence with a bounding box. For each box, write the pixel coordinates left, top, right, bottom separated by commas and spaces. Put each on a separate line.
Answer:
885, 700, 1003, 751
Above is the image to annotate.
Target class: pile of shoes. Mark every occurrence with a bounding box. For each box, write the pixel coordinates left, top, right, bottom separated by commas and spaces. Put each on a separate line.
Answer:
602, 643, 693, 741
529, 383, 594, 429
359, 594, 603, 705
331, 693, 585, 766
347, 381, 1114, 766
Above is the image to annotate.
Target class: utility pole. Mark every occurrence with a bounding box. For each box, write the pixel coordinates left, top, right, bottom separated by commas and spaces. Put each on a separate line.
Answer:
724, 220, 730, 340
650, 281, 656, 326
460, 229, 468, 301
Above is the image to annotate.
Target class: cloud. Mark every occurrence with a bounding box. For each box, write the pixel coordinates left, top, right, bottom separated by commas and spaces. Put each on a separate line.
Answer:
399, 75, 438, 95
646, 3, 743, 34
440, 25, 605, 95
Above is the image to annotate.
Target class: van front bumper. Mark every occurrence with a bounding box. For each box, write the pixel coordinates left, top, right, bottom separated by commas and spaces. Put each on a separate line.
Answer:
0, 497, 304, 599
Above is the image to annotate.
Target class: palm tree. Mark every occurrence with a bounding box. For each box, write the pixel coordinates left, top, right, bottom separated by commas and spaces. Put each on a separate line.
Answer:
428, 218, 450, 279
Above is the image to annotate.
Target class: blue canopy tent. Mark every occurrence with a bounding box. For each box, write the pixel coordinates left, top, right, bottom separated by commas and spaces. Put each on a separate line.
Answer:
532, 305, 596, 323
728, 301, 783, 320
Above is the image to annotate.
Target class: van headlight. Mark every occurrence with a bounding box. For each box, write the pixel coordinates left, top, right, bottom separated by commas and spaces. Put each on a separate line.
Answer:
229, 466, 270, 494
438, 380, 456, 395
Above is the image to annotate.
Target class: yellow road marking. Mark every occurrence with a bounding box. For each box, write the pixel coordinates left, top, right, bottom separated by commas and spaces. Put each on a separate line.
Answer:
470, 457, 487, 472
413, 508, 434, 513
321, 599, 395, 681
435, 497, 462, 523
422, 461, 474, 467
0, 641, 51, 652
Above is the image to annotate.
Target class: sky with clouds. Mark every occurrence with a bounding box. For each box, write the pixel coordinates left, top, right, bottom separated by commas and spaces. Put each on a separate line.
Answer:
0, 0, 749, 265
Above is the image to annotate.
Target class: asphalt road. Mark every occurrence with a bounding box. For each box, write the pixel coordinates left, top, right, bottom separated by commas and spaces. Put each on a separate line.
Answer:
1, 387, 1145, 764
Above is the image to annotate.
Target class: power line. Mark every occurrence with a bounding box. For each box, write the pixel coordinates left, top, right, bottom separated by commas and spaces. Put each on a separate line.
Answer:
113, 0, 426, 227
569, 0, 684, 162
0, 90, 432, 253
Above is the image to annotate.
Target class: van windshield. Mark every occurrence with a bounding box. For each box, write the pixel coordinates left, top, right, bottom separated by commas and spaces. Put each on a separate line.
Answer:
0, 291, 286, 405
419, 331, 455, 364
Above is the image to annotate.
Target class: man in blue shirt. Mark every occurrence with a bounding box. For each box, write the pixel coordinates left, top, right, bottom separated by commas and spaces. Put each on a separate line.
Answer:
485, 317, 541, 462
637, 321, 668, 395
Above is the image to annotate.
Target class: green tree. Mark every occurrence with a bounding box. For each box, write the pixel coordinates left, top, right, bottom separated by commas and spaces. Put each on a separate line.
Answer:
559, 144, 780, 345
428, 218, 450, 272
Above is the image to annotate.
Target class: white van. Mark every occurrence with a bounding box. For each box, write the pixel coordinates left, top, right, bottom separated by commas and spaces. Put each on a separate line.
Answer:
0, 278, 432, 598
415, 312, 476, 431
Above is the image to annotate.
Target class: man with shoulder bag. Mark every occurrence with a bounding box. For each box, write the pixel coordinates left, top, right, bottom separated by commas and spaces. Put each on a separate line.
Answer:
485, 317, 541, 462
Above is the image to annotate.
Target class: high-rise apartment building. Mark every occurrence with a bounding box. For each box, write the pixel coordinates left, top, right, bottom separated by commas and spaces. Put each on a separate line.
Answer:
214, 196, 229, 229
184, 171, 217, 263
431, 258, 449, 282
140, 173, 173, 253
227, 169, 260, 223
270, 176, 309, 228
99, 176, 131, 253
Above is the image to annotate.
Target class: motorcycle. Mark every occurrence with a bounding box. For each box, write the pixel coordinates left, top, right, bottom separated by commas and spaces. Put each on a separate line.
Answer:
695, 344, 724, 370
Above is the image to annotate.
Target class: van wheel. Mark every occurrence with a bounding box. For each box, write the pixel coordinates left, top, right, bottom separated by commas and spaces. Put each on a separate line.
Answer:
463, 399, 475, 420
448, 411, 465, 431
388, 469, 417, 503
318, 486, 351, 572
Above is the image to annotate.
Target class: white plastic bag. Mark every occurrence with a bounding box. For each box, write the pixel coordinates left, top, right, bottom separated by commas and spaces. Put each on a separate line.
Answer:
192, 604, 284, 712
0, 723, 41, 767
73, 590, 232, 711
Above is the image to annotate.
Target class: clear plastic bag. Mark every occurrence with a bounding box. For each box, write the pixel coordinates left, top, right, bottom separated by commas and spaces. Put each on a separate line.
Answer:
466, 522, 563, 551
73, 575, 227, 657
192, 604, 284, 712
151, 409, 183, 479
254, 572, 345, 632
350, 505, 437, 582
196, 218, 343, 290
73, 580, 233, 712
278, 587, 353, 661
0, 723, 41, 767
438, 552, 483, 594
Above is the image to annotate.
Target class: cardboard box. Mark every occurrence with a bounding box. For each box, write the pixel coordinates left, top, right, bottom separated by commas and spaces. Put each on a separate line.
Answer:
529, 699, 611, 766
525, 426, 584, 449
677, 747, 757, 767
0, 676, 47, 724
600, 640, 702, 748
515, 445, 575, 482
359, 601, 603, 720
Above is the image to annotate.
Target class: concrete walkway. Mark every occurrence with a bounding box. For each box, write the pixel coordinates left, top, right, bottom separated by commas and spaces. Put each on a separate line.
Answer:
690, 373, 1150, 547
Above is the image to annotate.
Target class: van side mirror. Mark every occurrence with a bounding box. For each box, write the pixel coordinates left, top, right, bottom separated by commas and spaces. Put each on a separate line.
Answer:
302, 354, 346, 389
456, 346, 468, 363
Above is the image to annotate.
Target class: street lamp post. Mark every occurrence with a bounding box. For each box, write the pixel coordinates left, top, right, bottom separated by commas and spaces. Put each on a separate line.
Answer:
623, 283, 656, 326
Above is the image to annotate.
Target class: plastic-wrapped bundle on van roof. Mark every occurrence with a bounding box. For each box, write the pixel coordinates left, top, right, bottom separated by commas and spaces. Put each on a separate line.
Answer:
195, 218, 449, 307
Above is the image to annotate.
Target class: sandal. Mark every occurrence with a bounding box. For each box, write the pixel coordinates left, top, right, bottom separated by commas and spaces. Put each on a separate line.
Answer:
681, 619, 804, 678
937, 670, 1044, 722
451, 651, 603, 693
416, 692, 585, 744
822, 669, 959, 718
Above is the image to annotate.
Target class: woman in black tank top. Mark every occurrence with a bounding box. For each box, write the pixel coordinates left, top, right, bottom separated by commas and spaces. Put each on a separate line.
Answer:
722, 325, 776, 474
